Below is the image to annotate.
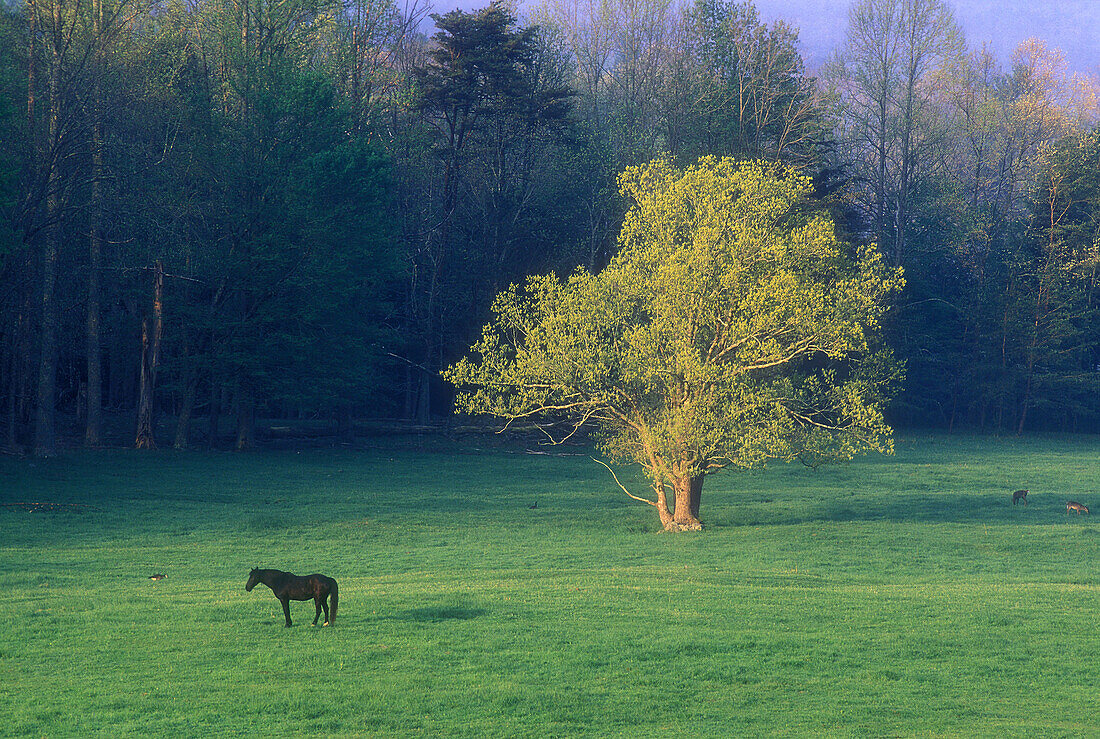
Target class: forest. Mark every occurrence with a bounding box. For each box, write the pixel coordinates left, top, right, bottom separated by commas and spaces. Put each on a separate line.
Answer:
0, 0, 1098, 456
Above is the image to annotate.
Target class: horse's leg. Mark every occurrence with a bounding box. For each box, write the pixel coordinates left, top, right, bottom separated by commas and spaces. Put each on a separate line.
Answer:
313, 597, 322, 626
321, 595, 330, 626
281, 597, 292, 627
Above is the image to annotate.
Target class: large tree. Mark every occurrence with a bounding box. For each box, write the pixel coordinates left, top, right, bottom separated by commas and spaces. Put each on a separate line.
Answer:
405, 1, 574, 421
447, 157, 902, 531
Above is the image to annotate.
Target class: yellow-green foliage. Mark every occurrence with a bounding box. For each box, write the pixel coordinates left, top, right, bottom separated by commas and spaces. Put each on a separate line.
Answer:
446, 157, 904, 489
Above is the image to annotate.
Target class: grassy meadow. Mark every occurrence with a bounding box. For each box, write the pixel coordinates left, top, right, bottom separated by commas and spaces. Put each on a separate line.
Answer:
1, 433, 1099, 736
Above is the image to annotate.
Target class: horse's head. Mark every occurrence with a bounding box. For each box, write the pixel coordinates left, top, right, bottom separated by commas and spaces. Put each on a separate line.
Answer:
245, 568, 260, 591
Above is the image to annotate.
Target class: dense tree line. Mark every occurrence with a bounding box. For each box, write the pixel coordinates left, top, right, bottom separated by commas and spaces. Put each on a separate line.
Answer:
825, 1, 1100, 431
0, 0, 1097, 455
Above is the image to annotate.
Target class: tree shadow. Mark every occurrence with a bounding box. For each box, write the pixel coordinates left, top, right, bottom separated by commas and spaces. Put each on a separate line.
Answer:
393, 605, 489, 623
710, 493, 1097, 527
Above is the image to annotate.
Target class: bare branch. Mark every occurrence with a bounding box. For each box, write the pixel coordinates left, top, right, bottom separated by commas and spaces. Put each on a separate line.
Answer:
590, 457, 657, 508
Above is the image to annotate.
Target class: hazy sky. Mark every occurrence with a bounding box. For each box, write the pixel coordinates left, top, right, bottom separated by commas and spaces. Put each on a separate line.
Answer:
427, 0, 1100, 74
750, 0, 1100, 72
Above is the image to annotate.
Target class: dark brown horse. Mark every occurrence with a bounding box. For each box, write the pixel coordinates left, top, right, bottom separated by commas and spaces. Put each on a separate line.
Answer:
246, 568, 338, 627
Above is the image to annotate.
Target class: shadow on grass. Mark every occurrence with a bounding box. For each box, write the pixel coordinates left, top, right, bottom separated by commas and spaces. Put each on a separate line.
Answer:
394, 606, 489, 623
710, 493, 1100, 527
246, 513, 289, 531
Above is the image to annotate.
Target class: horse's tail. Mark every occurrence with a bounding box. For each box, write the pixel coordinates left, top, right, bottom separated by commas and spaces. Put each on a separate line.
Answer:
329, 579, 338, 625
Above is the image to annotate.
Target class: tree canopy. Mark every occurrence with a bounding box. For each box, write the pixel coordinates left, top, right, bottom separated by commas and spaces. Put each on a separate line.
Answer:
447, 157, 903, 530
1, 0, 1098, 454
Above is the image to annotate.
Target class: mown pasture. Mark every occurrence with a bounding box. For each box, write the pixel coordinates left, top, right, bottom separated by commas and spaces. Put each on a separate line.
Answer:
1, 434, 1098, 736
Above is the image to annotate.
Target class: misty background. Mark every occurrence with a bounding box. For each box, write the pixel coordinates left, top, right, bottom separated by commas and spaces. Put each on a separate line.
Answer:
6, 0, 1100, 453
431, 0, 1100, 72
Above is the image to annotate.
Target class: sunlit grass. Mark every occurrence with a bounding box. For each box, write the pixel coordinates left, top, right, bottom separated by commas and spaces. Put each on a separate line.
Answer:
1, 434, 1098, 735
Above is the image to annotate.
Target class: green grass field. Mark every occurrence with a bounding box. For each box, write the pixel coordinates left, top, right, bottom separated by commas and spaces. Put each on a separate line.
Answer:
2, 434, 1099, 736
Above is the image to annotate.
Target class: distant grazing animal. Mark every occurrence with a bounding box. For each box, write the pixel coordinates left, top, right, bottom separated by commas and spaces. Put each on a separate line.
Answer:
245, 568, 338, 627
1012, 489, 1029, 506
1066, 501, 1090, 515
148, 573, 166, 581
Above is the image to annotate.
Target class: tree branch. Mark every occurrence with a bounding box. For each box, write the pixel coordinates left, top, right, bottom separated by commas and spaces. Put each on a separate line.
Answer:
590, 457, 657, 508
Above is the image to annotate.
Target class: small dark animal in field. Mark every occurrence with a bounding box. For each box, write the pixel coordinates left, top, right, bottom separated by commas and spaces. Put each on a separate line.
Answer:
529, 501, 538, 509
1066, 501, 1090, 515
1012, 489, 1029, 506
148, 573, 166, 581
245, 568, 338, 627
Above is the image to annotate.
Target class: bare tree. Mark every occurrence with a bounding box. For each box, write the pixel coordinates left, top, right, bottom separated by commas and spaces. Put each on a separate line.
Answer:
662, 0, 823, 167
537, 0, 617, 129
825, 0, 962, 264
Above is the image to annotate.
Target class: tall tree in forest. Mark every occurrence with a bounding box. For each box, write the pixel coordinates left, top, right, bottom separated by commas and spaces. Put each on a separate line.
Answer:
605, 0, 674, 163
202, 0, 330, 447
19, 0, 144, 454
181, 0, 403, 447
1015, 131, 1100, 432
319, 0, 429, 135
81, 0, 130, 447
416, 2, 534, 219
540, 0, 680, 167
530, 0, 623, 269
538, 0, 616, 130
410, 1, 573, 421
825, 0, 962, 264
448, 157, 902, 531
85, 0, 108, 446
0, 9, 18, 255
32, 0, 65, 456
0, 3, 25, 450
108, 2, 196, 447
134, 260, 163, 448
886, 39, 1098, 429
461, 23, 575, 297
662, 0, 823, 167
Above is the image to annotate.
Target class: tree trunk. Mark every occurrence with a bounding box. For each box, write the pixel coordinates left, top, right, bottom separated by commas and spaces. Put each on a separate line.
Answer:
207, 377, 221, 449
135, 261, 164, 449
18, 2, 34, 451
666, 473, 704, 532
173, 369, 199, 449
85, 0, 104, 447
416, 373, 430, 424
235, 382, 255, 450
689, 474, 703, 520
652, 477, 674, 529
4, 316, 20, 450
34, 5, 62, 458
85, 226, 103, 445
